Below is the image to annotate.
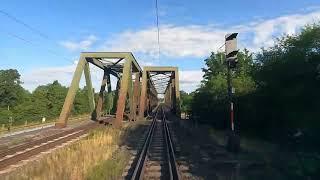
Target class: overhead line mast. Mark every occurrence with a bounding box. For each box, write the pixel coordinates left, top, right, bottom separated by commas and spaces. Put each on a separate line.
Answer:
155, 0, 161, 61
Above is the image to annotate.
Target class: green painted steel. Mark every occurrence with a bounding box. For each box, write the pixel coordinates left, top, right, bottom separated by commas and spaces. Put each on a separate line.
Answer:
131, 73, 140, 121
56, 52, 180, 128
84, 61, 95, 113
128, 71, 134, 121
115, 59, 132, 127
56, 57, 86, 127
138, 70, 147, 119
94, 71, 108, 120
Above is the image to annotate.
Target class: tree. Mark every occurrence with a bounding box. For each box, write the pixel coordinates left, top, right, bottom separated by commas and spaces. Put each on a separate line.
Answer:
191, 23, 320, 145
74, 86, 91, 115
0, 69, 27, 107
180, 91, 193, 113
192, 50, 256, 128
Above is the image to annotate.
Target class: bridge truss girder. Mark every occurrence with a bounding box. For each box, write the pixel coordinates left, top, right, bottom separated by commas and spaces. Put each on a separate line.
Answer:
139, 66, 180, 118
55, 52, 142, 128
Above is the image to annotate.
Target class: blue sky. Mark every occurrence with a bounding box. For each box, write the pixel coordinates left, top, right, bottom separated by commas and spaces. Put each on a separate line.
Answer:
1, 0, 320, 92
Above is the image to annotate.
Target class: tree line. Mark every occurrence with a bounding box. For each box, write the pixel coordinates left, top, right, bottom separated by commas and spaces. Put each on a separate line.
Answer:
0, 70, 114, 126
181, 24, 320, 147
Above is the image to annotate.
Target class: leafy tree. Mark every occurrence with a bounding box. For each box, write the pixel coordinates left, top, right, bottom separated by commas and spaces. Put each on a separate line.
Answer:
192, 50, 256, 128
180, 91, 193, 113
74, 86, 91, 115
191, 23, 320, 147
0, 69, 27, 107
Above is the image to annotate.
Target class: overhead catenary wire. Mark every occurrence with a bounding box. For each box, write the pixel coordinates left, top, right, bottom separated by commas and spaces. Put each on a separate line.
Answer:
3, 30, 74, 64
0, 9, 49, 39
0, 9, 74, 64
151, 0, 165, 94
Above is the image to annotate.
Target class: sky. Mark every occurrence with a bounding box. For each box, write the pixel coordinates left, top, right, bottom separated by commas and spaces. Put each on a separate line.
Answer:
1, 0, 320, 93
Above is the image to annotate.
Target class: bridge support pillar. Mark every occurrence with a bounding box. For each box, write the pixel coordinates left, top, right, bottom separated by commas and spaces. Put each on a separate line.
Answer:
138, 70, 147, 119
128, 71, 134, 121
171, 78, 176, 113
115, 59, 132, 128
105, 73, 112, 114
84, 62, 96, 114
56, 57, 89, 128
174, 69, 180, 116
93, 70, 109, 120
56, 52, 142, 128
131, 72, 140, 121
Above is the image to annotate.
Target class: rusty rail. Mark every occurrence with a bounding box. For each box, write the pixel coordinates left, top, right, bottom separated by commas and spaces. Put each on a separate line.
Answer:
0, 122, 98, 171
130, 105, 180, 180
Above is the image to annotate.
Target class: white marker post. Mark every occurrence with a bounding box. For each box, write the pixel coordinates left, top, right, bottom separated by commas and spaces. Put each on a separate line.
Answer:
42, 117, 46, 129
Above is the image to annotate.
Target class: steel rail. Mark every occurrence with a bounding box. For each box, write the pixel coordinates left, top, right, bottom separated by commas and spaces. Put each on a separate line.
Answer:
0, 122, 98, 171
0, 122, 96, 159
130, 107, 158, 180
130, 105, 180, 180
162, 106, 181, 180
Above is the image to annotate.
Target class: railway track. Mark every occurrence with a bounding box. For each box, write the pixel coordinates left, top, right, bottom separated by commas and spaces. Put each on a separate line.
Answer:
0, 121, 98, 171
130, 105, 180, 180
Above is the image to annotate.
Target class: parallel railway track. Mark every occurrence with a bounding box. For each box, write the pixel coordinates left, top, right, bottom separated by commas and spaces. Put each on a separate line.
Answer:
130, 105, 180, 180
0, 122, 98, 171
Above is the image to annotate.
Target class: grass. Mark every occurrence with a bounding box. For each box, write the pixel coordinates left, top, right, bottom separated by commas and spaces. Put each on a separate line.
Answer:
86, 148, 130, 180
5, 127, 122, 180
85, 120, 151, 180
4, 120, 149, 180
208, 128, 278, 153
207, 127, 320, 179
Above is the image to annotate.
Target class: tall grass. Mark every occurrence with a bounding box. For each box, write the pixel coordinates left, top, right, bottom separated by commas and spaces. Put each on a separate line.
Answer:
5, 127, 121, 180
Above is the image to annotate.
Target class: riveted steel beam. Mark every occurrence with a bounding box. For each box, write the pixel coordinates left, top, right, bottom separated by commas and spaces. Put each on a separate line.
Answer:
144, 66, 177, 72
93, 71, 108, 120
174, 69, 181, 116
56, 52, 144, 128
106, 71, 112, 93
138, 70, 147, 119
86, 58, 104, 70
84, 61, 95, 114
115, 58, 132, 128
139, 66, 179, 119
131, 73, 140, 121
55, 57, 87, 128
81, 52, 141, 72
127, 72, 134, 121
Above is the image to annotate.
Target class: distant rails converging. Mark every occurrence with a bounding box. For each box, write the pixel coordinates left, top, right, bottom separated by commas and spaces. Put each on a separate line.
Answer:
0, 122, 99, 171
130, 104, 180, 180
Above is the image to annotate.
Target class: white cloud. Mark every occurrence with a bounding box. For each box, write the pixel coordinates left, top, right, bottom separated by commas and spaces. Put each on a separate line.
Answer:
21, 63, 118, 92
22, 65, 75, 89
102, 10, 320, 57
60, 35, 97, 51
21, 65, 204, 93
252, 10, 320, 49
103, 25, 228, 58
179, 70, 204, 93
24, 9, 320, 93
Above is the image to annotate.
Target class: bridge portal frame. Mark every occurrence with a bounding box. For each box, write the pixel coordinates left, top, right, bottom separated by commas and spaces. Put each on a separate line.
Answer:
138, 66, 180, 119
55, 52, 142, 128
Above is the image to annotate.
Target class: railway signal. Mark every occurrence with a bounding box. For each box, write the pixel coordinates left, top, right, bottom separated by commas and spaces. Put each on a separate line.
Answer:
225, 33, 239, 69
225, 33, 240, 153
